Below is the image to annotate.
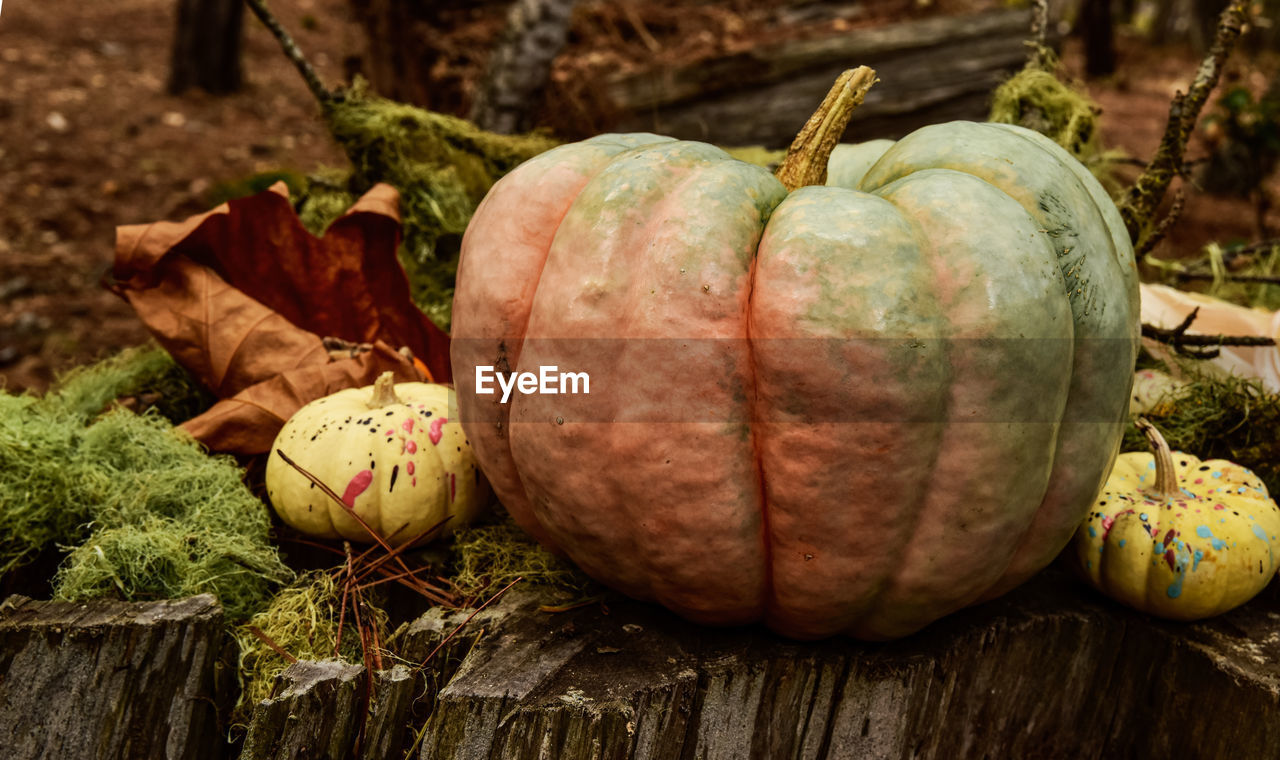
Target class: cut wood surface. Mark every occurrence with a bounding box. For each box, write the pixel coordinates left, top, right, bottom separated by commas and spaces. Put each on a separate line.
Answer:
0, 593, 228, 760
610, 8, 1037, 145
4, 567, 1279, 759
417, 569, 1280, 759
239, 661, 417, 760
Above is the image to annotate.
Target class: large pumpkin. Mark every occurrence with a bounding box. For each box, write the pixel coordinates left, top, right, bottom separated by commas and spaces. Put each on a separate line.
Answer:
452, 69, 1140, 639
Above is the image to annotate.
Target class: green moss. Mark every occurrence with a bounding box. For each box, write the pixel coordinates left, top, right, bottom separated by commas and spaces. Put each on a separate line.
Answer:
296, 168, 357, 237
1124, 359, 1280, 495
0, 394, 88, 574
302, 80, 561, 332
49, 344, 212, 424
55, 514, 289, 622
0, 350, 288, 620
989, 63, 1125, 190
448, 511, 595, 599
722, 146, 786, 171
233, 571, 386, 720
207, 170, 308, 208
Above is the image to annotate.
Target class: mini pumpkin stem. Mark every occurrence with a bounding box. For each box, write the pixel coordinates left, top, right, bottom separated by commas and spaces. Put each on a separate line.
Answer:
1136, 417, 1179, 500
368, 371, 402, 409
774, 66, 878, 191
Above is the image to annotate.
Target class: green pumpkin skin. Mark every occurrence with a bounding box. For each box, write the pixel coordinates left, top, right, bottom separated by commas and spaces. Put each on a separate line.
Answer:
451, 122, 1139, 640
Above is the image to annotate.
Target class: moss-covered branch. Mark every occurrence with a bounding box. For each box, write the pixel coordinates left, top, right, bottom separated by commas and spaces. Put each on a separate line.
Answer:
243, 0, 335, 109
1119, 1, 1249, 243
1027, 0, 1053, 71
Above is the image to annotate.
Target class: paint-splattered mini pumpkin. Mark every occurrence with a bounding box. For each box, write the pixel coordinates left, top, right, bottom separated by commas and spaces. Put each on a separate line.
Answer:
265, 372, 483, 544
1129, 368, 1189, 416
1073, 418, 1280, 620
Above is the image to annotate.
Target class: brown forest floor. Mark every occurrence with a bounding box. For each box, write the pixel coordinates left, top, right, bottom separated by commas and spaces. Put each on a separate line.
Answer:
0, 0, 1272, 393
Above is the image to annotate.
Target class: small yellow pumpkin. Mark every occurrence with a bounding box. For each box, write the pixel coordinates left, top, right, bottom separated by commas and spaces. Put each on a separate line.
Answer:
1128, 368, 1188, 417
265, 372, 484, 544
1073, 418, 1280, 620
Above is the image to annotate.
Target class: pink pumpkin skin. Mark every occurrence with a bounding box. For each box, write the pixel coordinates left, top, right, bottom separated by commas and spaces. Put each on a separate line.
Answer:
452, 124, 1136, 640
451, 133, 674, 548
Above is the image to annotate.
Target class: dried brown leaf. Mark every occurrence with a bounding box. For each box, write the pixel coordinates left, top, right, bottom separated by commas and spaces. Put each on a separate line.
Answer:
110, 182, 451, 454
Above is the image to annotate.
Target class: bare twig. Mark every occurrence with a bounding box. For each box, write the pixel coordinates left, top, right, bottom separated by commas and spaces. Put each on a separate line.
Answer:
539, 595, 609, 613
244, 0, 335, 110
275, 449, 440, 595
1134, 190, 1185, 258
418, 578, 523, 668
1176, 272, 1280, 285
1027, 0, 1053, 70
352, 517, 453, 586
335, 543, 353, 656
1119, 1, 1249, 242
247, 625, 298, 664
621, 3, 661, 54
1142, 306, 1276, 360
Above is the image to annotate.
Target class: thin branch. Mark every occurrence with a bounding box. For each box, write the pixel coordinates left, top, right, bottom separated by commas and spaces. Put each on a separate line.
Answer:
1134, 190, 1185, 258
1027, 0, 1053, 70
418, 578, 522, 668
335, 544, 353, 656
1119, 1, 1249, 242
1222, 237, 1280, 260
247, 625, 298, 664
1142, 306, 1276, 360
244, 0, 335, 110
275, 449, 439, 596
1176, 272, 1280, 284
352, 516, 453, 586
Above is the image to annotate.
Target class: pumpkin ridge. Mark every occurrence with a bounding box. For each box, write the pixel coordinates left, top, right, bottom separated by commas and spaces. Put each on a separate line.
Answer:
989, 123, 1135, 279
852, 169, 1072, 638
837, 187, 951, 637
508, 142, 784, 619
987, 123, 1125, 321
453, 136, 671, 546
751, 186, 948, 638
976, 126, 1136, 598
856, 122, 1135, 604
742, 215, 775, 617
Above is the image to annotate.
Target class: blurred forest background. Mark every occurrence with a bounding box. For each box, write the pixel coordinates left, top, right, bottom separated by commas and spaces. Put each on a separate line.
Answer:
1, 0, 1278, 391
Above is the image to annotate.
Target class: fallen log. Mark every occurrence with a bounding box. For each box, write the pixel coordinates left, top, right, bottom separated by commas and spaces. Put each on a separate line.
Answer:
610, 8, 1038, 145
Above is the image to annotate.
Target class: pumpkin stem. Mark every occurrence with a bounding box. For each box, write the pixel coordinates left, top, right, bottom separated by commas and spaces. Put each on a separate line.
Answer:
368, 371, 401, 409
774, 66, 878, 191
1136, 417, 1180, 500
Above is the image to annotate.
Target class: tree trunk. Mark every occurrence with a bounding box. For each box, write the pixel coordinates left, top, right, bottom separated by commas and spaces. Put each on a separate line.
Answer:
1080, 0, 1116, 77
469, 0, 580, 134
169, 0, 245, 95
345, 0, 509, 115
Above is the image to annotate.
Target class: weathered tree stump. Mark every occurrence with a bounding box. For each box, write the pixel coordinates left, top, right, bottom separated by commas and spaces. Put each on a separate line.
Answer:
0, 594, 229, 760
608, 8, 1041, 145
413, 569, 1280, 759
239, 660, 418, 760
